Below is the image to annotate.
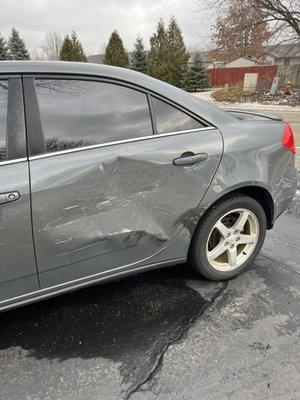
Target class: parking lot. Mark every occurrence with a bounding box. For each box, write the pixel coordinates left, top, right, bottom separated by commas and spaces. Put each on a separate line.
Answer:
0, 176, 299, 399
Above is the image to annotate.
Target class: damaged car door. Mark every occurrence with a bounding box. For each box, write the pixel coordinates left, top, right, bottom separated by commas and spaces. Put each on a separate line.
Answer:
24, 77, 223, 288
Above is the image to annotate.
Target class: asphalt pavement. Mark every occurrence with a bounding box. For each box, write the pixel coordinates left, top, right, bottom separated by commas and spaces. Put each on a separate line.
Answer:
255, 109, 300, 149
0, 185, 299, 400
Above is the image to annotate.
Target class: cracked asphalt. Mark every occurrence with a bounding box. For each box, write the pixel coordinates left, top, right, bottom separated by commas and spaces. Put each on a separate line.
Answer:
0, 182, 299, 400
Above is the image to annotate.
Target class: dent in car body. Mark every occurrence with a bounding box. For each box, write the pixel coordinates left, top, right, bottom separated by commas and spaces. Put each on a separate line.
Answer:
30, 129, 223, 288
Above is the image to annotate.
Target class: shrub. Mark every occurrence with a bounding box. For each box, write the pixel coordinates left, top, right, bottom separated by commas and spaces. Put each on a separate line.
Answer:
211, 85, 244, 102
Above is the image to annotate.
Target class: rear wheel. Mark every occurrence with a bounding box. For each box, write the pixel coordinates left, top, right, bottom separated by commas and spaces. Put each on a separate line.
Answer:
189, 194, 267, 281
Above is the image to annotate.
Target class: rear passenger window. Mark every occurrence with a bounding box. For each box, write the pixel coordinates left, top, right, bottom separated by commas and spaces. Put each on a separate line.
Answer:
0, 80, 8, 161
152, 97, 204, 134
35, 79, 153, 152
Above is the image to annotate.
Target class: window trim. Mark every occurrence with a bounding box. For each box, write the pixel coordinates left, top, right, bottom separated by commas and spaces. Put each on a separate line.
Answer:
23, 74, 215, 158
22, 77, 46, 157
0, 157, 28, 166
147, 93, 157, 135
148, 94, 205, 135
25, 75, 157, 156
23, 73, 212, 127
28, 126, 215, 161
0, 76, 27, 166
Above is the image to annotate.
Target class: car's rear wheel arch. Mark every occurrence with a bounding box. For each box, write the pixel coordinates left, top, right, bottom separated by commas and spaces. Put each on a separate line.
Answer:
195, 185, 274, 234
232, 186, 274, 229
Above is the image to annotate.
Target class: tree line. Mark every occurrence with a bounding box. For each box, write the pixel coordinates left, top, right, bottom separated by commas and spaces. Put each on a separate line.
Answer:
0, 18, 209, 92
102, 18, 208, 90
2, 0, 297, 91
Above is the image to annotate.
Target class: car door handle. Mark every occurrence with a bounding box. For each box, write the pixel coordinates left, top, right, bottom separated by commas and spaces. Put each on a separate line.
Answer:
173, 152, 208, 166
0, 192, 20, 205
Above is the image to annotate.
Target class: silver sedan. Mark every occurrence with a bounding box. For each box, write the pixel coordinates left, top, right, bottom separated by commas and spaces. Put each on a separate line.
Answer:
0, 61, 296, 311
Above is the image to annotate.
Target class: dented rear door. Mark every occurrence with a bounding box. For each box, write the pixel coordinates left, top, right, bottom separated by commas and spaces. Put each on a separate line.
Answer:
25, 77, 222, 288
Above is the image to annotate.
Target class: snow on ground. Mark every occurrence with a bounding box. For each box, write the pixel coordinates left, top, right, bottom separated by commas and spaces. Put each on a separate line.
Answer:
192, 90, 300, 112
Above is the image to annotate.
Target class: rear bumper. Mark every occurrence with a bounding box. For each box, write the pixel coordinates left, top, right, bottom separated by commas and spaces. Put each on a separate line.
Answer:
272, 152, 297, 224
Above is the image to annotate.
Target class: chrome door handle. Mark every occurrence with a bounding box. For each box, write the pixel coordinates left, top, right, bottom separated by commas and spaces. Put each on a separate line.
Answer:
173, 152, 208, 166
0, 192, 20, 205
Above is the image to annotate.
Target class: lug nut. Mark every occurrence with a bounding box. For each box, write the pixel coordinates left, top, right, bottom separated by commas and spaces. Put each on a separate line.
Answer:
236, 237, 240, 241
230, 244, 234, 248
224, 242, 228, 246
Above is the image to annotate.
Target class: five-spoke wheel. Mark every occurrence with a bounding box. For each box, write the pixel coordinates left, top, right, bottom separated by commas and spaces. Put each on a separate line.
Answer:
206, 208, 259, 271
190, 194, 267, 281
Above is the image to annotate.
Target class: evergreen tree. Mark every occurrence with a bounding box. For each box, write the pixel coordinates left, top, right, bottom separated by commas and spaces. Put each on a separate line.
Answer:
0, 33, 9, 60
60, 35, 74, 61
70, 31, 87, 62
8, 28, 30, 60
147, 17, 189, 87
147, 20, 169, 81
165, 17, 189, 87
130, 35, 147, 74
60, 31, 87, 62
103, 31, 129, 67
182, 52, 209, 92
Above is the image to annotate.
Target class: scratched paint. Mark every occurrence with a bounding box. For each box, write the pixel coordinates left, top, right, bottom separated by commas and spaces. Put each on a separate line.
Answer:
30, 130, 223, 287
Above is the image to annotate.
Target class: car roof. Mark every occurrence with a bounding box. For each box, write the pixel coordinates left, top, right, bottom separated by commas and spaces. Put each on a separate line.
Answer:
0, 61, 233, 126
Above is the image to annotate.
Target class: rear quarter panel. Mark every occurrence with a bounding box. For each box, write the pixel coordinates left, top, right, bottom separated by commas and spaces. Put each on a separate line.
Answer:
199, 119, 296, 223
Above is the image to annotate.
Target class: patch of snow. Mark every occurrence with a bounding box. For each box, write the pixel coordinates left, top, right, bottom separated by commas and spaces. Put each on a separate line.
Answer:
192, 91, 300, 112
193, 90, 214, 103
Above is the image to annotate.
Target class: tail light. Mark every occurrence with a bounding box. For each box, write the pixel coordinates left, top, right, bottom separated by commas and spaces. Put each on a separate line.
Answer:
282, 123, 295, 154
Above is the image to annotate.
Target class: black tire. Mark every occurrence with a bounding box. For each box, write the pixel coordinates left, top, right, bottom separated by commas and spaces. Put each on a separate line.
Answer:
189, 194, 267, 281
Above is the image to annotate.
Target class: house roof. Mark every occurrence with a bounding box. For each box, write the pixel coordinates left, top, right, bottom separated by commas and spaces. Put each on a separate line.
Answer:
225, 55, 258, 64
87, 43, 300, 65
189, 44, 300, 64
264, 43, 300, 59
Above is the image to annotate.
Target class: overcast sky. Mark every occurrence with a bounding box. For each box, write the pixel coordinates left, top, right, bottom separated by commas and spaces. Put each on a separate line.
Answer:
0, 0, 213, 56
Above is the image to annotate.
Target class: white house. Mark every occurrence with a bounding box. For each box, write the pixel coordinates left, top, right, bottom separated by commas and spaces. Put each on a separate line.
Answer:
224, 56, 258, 68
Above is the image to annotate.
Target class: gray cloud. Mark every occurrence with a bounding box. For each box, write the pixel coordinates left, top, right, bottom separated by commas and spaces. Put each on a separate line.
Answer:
0, 0, 211, 55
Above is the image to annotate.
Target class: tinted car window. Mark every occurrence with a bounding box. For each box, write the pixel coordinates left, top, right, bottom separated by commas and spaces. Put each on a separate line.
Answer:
152, 97, 204, 134
0, 80, 8, 161
35, 79, 153, 152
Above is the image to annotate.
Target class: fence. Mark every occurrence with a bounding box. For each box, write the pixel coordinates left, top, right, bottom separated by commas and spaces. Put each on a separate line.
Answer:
207, 65, 278, 91
278, 64, 300, 88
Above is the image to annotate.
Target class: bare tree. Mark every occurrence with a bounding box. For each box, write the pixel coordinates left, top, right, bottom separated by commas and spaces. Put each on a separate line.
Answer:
41, 32, 62, 61
253, 0, 300, 38
195, 0, 300, 45
209, 1, 272, 61
31, 49, 47, 60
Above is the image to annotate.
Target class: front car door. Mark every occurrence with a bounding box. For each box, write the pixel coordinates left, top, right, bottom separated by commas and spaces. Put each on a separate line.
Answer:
0, 76, 38, 303
24, 76, 223, 288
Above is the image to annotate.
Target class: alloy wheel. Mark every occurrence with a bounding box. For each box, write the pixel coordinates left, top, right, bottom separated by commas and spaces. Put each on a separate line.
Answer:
206, 208, 260, 272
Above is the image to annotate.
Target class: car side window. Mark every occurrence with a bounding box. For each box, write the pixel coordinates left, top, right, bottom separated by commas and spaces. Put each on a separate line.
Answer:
151, 97, 204, 134
0, 80, 8, 161
34, 79, 153, 152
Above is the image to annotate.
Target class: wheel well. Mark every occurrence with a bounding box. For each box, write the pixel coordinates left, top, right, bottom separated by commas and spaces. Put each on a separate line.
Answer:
203, 186, 274, 230
235, 186, 274, 229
